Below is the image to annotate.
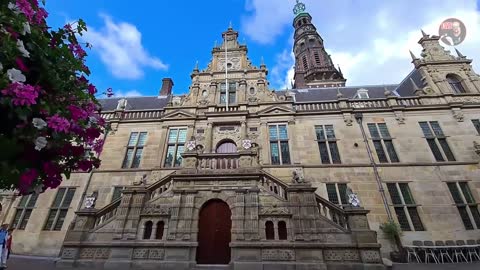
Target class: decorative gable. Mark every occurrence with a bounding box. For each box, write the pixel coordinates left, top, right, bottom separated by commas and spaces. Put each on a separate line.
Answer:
257, 105, 295, 116
161, 110, 196, 120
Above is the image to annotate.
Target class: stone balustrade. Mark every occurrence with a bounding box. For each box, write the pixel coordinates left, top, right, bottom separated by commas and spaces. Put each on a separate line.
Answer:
181, 150, 258, 172
316, 195, 349, 230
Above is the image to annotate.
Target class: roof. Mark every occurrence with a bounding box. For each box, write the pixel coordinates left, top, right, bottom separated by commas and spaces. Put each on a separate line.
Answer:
99, 96, 170, 111
276, 84, 399, 102
394, 69, 424, 96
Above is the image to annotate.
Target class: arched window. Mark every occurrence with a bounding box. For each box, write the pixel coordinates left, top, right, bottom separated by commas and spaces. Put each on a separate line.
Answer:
249, 87, 256, 95
143, 221, 153, 239
216, 140, 237, 153
278, 221, 287, 240
265, 221, 275, 240
446, 74, 466, 93
156, 221, 165, 240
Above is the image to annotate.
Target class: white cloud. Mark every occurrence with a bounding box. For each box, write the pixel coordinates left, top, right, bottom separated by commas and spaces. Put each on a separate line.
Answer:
83, 14, 168, 80
113, 90, 143, 97
243, 0, 480, 88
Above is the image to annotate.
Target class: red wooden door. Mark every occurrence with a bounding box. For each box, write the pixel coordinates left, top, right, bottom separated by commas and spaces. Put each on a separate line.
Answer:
196, 200, 232, 264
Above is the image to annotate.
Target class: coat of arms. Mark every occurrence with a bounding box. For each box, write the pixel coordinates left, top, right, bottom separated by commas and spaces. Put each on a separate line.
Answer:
84, 196, 96, 209
242, 139, 252, 149
186, 140, 196, 151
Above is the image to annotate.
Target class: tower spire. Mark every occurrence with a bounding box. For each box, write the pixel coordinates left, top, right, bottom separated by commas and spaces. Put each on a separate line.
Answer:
291, 2, 345, 89
455, 48, 465, 58
409, 50, 418, 61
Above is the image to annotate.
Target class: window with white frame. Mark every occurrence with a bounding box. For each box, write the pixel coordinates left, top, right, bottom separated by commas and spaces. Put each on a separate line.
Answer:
447, 182, 480, 230
419, 121, 455, 162
164, 128, 187, 167
356, 89, 369, 99
386, 183, 425, 231
269, 124, 291, 165
122, 132, 148, 168
44, 187, 76, 231
11, 194, 39, 230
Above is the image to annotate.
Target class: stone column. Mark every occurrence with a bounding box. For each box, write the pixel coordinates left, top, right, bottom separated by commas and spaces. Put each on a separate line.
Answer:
240, 121, 247, 140
244, 187, 260, 240
287, 120, 297, 164
186, 124, 195, 142
205, 123, 213, 153
238, 79, 247, 103
259, 122, 269, 165
232, 190, 246, 241
157, 126, 169, 167
123, 188, 149, 240
167, 192, 182, 240
287, 184, 321, 241
182, 192, 196, 241
150, 223, 157, 240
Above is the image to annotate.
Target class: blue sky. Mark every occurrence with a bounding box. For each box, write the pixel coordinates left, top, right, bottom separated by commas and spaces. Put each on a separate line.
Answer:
45, 0, 480, 97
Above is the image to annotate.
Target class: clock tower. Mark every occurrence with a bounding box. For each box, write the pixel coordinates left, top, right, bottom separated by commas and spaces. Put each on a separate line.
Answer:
292, 0, 346, 88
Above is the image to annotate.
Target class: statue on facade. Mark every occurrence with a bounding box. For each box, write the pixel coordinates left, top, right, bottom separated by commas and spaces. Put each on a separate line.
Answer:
292, 170, 305, 184
133, 174, 148, 186
346, 187, 361, 207
84, 191, 98, 209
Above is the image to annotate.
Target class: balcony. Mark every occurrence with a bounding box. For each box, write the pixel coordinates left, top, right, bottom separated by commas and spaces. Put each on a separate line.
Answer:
180, 150, 259, 173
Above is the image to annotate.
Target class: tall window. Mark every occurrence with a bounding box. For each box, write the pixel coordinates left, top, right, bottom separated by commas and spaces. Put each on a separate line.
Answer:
143, 221, 153, 239
44, 188, 76, 231
302, 55, 308, 70
111, 186, 126, 203
367, 123, 399, 163
265, 221, 274, 240
156, 221, 165, 240
278, 221, 287, 240
314, 52, 321, 65
386, 183, 424, 231
446, 74, 466, 93
419, 121, 455, 162
472, 119, 480, 135
326, 183, 349, 206
315, 125, 341, 164
220, 82, 236, 104
447, 182, 480, 230
269, 124, 291, 165
122, 132, 147, 168
164, 128, 187, 167
11, 194, 39, 230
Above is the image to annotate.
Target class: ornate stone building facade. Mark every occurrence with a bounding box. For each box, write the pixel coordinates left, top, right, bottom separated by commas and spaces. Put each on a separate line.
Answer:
1, 2, 480, 269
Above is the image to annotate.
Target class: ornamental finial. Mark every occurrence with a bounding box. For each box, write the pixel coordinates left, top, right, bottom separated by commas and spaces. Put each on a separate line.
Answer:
293, 0, 306, 16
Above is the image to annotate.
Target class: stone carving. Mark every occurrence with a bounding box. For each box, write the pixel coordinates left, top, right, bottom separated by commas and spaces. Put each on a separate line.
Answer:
132, 248, 149, 259
182, 157, 197, 168
242, 139, 252, 150
148, 249, 165, 260
324, 249, 360, 262
260, 205, 290, 215
349, 215, 369, 230
261, 249, 295, 261
343, 113, 353, 126
361, 250, 382, 263
61, 248, 77, 259
133, 174, 148, 186
474, 141, 480, 157
346, 187, 361, 207
451, 108, 464, 122
84, 195, 96, 209
79, 248, 96, 259
394, 111, 405, 124
143, 204, 171, 215
292, 170, 305, 183
186, 140, 196, 151
452, 96, 480, 103
95, 248, 110, 259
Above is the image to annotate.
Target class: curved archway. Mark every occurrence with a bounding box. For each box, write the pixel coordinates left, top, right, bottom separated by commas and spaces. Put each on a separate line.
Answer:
216, 140, 237, 153
446, 74, 466, 93
196, 199, 231, 264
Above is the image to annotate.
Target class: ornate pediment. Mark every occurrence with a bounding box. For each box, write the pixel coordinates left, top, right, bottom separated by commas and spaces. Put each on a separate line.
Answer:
162, 109, 196, 120
257, 105, 295, 116
259, 206, 291, 216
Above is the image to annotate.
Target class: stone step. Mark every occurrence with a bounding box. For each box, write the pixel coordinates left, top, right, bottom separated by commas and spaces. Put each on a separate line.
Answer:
192, 264, 231, 270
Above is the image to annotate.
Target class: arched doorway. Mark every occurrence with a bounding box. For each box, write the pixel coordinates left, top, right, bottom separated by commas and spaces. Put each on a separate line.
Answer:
216, 140, 237, 153
196, 199, 231, 264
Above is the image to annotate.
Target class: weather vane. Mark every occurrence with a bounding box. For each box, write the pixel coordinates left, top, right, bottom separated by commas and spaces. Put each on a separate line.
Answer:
293, 0, 306, 15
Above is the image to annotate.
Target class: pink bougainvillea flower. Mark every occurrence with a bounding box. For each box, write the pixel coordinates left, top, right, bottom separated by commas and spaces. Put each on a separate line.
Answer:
77, 160, 93, 172
16, 0, 35, 23
15, 57, 28, 72
64, 23, 72, 32
85, 127, 101, 142
34, 7, 48, 24
1, 82, 39, 106
47, 114, 70, 133
19, 168, 38, 194
42, 162, 62, 188
68, 43, 86, 59
93, 139, 104, 154
87, 84, 97, 95
68, 105, 88, 121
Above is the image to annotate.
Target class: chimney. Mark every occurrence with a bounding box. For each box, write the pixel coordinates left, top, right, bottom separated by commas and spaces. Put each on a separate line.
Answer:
160, 78, 174, 96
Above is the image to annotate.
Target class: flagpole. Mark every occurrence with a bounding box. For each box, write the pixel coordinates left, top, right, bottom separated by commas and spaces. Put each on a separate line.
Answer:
225, 32, 229, 111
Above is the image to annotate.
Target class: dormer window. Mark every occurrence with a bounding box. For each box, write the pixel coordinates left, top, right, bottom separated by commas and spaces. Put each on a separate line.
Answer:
446, 74, 466, 93
356, 89, 369, 99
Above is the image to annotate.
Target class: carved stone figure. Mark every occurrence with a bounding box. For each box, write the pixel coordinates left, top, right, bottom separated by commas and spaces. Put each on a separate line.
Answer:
292, 170, 305, 184
346, 187, 361, 207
